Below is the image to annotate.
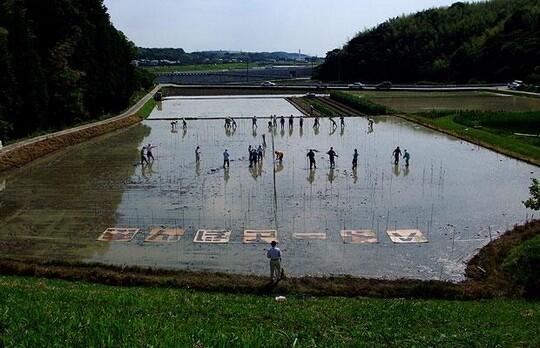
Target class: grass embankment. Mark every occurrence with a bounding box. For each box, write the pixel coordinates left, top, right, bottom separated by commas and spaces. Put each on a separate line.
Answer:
401, 110, 540, 165
0, 276, 538, 347
333, 91, 540, 165
136, 97, 157, 119
330, 91, 390, 115
144, 62, 261, 73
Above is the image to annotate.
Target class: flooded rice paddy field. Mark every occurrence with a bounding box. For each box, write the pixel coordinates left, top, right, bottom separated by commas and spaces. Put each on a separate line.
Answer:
0, 96, 537, 281
351, 90, 540, 113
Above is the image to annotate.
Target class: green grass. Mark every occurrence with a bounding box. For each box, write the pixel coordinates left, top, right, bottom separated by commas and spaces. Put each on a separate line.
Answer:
0, 276, 538, 347
405, 113, 540, 163
331, 91, 390, 115
144, 63, 262, 73
136, 97, 156, 119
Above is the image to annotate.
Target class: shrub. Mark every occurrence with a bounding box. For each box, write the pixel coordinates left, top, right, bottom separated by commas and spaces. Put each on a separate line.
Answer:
502, 234, 540, 297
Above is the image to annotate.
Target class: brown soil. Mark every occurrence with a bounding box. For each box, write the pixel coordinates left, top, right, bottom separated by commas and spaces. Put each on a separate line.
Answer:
0, 220, 538, 299
0, 114, 141, 173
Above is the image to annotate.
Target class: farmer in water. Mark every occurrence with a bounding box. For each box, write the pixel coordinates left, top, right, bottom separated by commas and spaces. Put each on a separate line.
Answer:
352, 149, 359, 169
275, 150, 284, 162
327, 147, 338, 169
340, 115, 345, 128
392, 146, 402, 165
307, 149, 316, 169
289, 114, 294, 128
146, 143, 157, 162
403, 149, 410, 167
140, 146, 148, 166
252, 115, 257, 128
223, 149, 230, 168
195, 146, 201, 163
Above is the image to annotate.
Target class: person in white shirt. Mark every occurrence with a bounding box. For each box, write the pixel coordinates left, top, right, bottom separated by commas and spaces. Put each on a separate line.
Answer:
266, 240, 282, 282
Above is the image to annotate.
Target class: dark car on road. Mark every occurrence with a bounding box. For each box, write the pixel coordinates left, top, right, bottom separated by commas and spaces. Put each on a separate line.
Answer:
375, 81, 392, 90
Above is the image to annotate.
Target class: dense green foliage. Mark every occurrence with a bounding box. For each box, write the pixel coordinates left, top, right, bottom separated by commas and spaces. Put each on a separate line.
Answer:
503, 234, 540, 297
0, 0, 153, 141
330, 91, 389, 115
318, 0, 540, 84
523, 178, 540, 211
0, 276, 538, 347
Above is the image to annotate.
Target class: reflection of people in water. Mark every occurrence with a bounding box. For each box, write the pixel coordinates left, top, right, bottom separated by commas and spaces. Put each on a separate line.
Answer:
393, 164, 401, 176
252, 127, 258, 138
275, 160, 284, 174
280, 127, 285, 137
327, 168, 335, 183
142, 161, 156, 178
196, 161, 201, 177
329, 126, 337, 136
307, 168, 315, 184
403, 166, 409, 177
314, 126, 320, 135
182, 127, 187, 138
352, 149, 358, 169
352, 168, 358, 184
224, 167, 230, 183
340, 125, 344, 136
299, 126, 304, 137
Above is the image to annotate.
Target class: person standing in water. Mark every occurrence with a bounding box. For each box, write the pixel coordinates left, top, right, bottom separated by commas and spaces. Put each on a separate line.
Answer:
368, 118, 374, 129
182, 118, 187, 129
252, 115, 257, 128
327, 147, 338, 168
352, 149, 359, 169
146, 143, 157, 161
288, 114, 294, 128
403, 149, 410, 167
140, 146, 148, 166
299, 115, 304, 128
340, 115, 345, 128
195, 146, 201, 163
392, 146, 402, 165
275, 150, 284, 162
223, 149, 230, 168
329, 117, 337, 128
307, 149, 316, 169
280, 115, 285, 129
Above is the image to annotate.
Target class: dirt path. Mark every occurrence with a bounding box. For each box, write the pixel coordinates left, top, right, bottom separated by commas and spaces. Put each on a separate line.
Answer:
0, 85, 161, 173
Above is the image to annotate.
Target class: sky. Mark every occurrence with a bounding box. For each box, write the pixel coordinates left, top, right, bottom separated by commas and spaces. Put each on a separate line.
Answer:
103, 0, 464, 57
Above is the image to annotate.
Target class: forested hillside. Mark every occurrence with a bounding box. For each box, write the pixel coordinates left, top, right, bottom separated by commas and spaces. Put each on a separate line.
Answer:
0, 0, 152, 141
317, 0, 540, 84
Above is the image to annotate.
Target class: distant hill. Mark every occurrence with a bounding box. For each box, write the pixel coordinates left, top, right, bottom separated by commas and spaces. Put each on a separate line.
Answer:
136, 48, 314, 65
317, 0, 540, 84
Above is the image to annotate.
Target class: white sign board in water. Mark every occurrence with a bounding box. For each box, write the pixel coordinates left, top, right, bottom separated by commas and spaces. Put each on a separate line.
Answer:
193, 230, 231, 243
145, 227, 184, 243
293, 232, 327, 240
243, 230, 278, 244
387, 229, 428, 243
340, 230, 378, 244
97, 228, 139, 242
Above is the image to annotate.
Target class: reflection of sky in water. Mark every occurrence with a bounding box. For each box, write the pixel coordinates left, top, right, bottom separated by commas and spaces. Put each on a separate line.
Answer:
149, 96, 304, 119
88, 98, 537, 281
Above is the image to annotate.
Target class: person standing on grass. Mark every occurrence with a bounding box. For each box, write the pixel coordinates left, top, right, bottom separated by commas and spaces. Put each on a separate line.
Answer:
223, 149, 230, 168
267, 240, 282, 283
392, 146, 402, 165
403, 149, 410, 167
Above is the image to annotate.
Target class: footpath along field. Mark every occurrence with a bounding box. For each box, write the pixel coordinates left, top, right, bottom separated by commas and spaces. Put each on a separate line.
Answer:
0, 275, 538, 347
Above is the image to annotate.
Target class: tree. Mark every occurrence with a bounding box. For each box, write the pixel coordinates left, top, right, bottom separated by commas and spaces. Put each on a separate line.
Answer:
523, 178, 540, 211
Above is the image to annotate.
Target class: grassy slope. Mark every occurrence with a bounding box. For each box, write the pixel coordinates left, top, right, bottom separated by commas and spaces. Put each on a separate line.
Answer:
338, 91, 540, 165
0, 276, 538, 347
402, 114, 540, 165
